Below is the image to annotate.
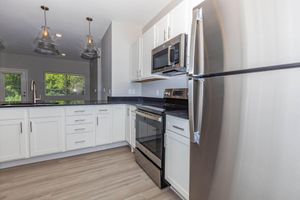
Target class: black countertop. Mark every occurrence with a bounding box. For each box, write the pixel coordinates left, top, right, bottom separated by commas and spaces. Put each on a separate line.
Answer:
0, 97, 189, 119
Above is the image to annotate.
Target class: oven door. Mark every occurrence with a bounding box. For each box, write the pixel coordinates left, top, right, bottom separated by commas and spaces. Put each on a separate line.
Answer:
135, 110, 164, 167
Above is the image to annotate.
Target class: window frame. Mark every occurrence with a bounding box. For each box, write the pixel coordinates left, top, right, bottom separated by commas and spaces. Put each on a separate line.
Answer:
44, 72, 86, 98
0, 68, 28, 102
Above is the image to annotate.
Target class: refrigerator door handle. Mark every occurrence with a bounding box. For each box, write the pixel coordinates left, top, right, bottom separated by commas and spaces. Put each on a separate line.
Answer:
189, 78, 204, 145
188, 8, 204, 76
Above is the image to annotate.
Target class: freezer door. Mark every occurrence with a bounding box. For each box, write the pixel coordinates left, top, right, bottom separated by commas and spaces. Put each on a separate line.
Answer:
190, 0, 300, 76
190, 68, 300, 200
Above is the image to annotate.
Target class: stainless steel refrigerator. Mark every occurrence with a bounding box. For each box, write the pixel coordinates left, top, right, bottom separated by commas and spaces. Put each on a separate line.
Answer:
188, 0, 300, 200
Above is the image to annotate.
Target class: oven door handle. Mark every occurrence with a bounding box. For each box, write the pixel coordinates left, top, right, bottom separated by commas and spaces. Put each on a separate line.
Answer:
136, 110, 162, 122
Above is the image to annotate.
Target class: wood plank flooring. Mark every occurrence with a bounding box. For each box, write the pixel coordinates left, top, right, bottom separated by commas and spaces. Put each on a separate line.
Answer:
0, 147, 180, 200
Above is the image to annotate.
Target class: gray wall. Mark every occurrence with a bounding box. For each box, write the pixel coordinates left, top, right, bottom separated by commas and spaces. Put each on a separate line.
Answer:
90, 58, 98, 100
100, 23, 112, 100
0, 52, 90, 101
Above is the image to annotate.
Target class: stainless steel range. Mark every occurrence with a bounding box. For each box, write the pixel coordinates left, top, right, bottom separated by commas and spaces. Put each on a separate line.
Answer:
135, 88, 188, 189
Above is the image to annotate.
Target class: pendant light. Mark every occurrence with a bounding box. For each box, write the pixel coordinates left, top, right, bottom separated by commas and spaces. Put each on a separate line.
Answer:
80, 17, 99, 60
34, 5, 59, 55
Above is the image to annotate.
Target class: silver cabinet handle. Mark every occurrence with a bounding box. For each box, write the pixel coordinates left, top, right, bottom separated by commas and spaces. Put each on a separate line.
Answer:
74, 110, 85, 113
164, 30, 167, 41
75, 119, 85, 122
97, 116, 99, 126
168, 26, 171, 39
99, 109, 108, 112
172, 125, 184, 131
20, 122, 23, 133
30, 121, 32, 132
74, 128, 85, 131
75, 140, 86, 144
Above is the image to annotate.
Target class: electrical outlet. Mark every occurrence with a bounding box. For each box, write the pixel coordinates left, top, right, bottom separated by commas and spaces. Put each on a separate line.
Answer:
156, 90, 160, 96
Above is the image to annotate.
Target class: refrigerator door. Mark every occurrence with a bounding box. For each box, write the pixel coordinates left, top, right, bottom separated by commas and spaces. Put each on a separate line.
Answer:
190, 67, 300, 200
189, 0, 300, 76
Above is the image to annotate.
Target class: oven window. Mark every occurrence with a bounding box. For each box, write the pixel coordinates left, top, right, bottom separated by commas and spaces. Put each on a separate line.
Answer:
136, 113, 163, 159
153, 48, 169, 71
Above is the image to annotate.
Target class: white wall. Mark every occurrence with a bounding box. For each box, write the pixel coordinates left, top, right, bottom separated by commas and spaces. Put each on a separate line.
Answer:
111, 21, 142, 96
0, 52, 90, 101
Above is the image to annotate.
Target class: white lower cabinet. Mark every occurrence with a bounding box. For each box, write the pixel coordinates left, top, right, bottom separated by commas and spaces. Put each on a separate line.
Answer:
95, 106, 112, 145
0, 119, 27, 162
165, 116, 190, 200
125, 106, 137, 149
112, 105, 126, 142
29, 108, 64, 157
130, 107, 136, 149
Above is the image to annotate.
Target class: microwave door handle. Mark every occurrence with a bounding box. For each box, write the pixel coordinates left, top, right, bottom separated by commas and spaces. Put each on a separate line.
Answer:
168, 46, 172, 66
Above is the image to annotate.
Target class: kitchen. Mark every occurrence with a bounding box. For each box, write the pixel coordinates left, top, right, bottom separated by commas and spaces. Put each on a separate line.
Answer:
1, 0, 300, 200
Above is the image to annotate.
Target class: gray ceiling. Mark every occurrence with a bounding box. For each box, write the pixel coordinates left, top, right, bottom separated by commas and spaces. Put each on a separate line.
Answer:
0, 0, 173, 60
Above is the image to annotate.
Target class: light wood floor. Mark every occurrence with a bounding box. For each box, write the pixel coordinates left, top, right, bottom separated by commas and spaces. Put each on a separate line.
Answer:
0, 147, 180, 200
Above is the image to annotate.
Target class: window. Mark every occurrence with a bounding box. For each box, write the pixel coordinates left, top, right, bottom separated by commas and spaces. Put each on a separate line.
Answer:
4, 73, 22, 102
0, 69, 27, 102
45, 73, 85, 97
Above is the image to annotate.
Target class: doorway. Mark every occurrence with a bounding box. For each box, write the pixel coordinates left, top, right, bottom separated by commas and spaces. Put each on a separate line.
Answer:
0, 68, 28, 102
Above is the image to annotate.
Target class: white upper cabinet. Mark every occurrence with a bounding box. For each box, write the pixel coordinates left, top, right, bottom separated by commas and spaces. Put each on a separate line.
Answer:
0, 109, 28, 163
111, 105, 126, 142
29, 108, 64, 157
142, 26, 156, 78
155, 15, 169, 47
130, 38, 142, 81
169, 0, 189, 38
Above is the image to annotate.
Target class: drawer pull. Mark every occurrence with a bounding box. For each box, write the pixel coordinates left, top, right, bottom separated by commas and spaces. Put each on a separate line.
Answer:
99, 109, 108, 112
74, 128, 85, 131
75, 119, 85, 122
75, 140, 86, 144
74, 110, 85, 113
172, 125, 184, 131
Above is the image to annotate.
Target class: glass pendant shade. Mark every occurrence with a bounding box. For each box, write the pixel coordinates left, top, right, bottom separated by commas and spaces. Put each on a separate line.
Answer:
81, 17, 99, 60
34, 6, 59, 55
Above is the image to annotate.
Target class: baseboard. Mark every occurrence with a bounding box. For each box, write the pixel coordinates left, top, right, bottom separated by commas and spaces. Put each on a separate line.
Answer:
0, 141, 128, 169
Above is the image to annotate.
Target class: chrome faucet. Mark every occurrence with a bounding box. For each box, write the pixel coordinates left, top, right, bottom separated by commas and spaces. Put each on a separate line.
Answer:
30, 80, 41, 103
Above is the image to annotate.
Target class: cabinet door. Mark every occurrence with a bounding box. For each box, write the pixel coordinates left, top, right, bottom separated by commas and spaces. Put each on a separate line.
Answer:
0, 120, 27, 162
130, 111, 136, 148
169, 1, 188, 38
30, 117, 63, 157
155, 15, 169, 46
96, 113, 112, 146
165, 131, 190, 199
142, 26, 156, 77
112, 105, 126, 142
131, 38, 142, 80
125, 107, 131, 144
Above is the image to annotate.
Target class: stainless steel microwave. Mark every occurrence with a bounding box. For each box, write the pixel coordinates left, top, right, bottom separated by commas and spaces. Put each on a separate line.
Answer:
152, 34, 187, 76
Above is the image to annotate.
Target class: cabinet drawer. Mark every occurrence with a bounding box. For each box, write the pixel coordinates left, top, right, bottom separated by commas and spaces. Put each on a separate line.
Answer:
0, 109, 26, 120
29, 107, 63, 118
66, 115, 94, 125
96, 106, 111, 115
66, 132, 92, 151
66, 124, 94, 134
65, 106, 93, 116
166, 115, 189, 138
